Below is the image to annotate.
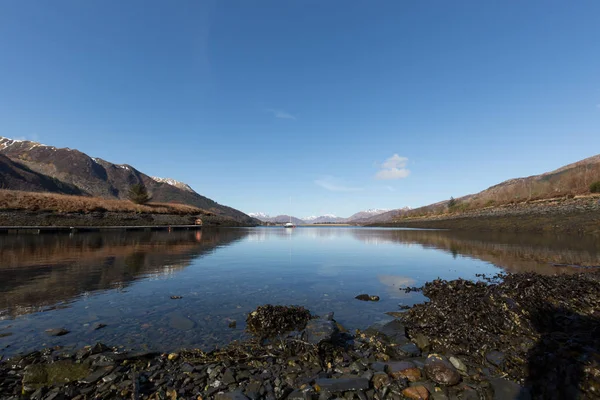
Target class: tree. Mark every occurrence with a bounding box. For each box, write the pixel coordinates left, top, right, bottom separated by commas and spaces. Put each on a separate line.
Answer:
448, 197, 457, 208
128, 184, 151, 204
590, 181, 600, 194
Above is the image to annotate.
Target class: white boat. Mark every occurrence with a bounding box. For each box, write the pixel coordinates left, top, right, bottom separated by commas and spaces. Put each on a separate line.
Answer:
284, 197, 295, 228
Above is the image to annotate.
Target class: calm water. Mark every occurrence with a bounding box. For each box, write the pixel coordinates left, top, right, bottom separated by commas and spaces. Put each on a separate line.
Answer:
1, 227, 598, 357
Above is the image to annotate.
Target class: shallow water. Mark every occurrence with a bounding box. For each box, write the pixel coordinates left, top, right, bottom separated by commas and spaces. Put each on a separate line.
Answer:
0, 227, 598, 356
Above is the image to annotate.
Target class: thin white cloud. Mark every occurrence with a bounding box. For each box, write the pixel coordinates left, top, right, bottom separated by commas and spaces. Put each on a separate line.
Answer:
315, 176, 363, 192
375, 154, 410, 180
385, 185, 396, 192
266, 109, 296, 120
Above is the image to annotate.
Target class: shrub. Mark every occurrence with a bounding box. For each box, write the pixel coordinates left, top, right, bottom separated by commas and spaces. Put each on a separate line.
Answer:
128, 184, 151, 204
448, 197, 457, 208
590, 181, 600, 193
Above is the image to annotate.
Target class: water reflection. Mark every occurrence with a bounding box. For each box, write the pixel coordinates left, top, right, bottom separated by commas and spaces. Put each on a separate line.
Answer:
0, 229, 249, 319
0, 227, 597, 356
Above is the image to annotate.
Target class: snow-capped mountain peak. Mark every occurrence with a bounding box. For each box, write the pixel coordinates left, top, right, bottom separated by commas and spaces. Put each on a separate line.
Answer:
248, 212, 271, 219
151, 177, 195, 193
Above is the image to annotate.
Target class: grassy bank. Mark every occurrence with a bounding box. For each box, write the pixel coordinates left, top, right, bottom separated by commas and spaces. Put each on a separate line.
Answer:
374, 195, 600, 235
0, 190, 252, 226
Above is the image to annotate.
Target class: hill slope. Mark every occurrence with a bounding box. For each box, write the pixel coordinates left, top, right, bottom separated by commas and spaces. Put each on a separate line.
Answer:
364, 154, 600, 224
0, 137, 256, 224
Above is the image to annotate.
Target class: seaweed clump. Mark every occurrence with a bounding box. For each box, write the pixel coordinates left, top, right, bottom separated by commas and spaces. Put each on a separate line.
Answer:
401, 271, 600, 398
246, 305, 311, 338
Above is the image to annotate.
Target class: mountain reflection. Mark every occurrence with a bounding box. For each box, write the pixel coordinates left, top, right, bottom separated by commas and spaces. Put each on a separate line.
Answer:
350, 229, 600, 274
0, 229, 248, 319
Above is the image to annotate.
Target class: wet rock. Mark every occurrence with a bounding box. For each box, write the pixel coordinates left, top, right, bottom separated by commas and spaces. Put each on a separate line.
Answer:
386, 361, 421, 382
216, 391, 249, 400
371, 371, 390, 389
92, 323, 107, 331
355, 294, 379, 302
170, 295, 183, 299
91, 342, 109, 354
168, 353, 179, 361
376, 320, 409, 345
305, 319, 338, 345
222, 368, 236, 385
229, 320, 237, 328
314, 377, 369, 392
244, 381, 262, 399
181, 362, 195, 373
370, 362, 386, 372
45, 328, 70, 337
399, 342, 421, 357
80, 366, 113, 384
246, 305, 311, 337
448, 356, 467, 374
489, 377, 530, 400
412, 333, 430, 351
323, 312, 334, 321
424, 355, 460, 386
168, 313, 195, 331
485, 351, 505, 368
402, 386, 429, 400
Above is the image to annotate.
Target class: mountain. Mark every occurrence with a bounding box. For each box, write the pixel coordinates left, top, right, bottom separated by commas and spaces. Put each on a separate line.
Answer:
345, 209, 392, 222
303, 214, 346, 224
249, 214, 305, 224
248, 212, 271, 219
0, 137, 257, 224
150, 177, 195, 193
0, 154, 84, 195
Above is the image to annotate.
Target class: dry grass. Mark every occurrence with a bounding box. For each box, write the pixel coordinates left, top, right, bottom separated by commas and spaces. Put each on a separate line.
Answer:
0, 189, 207, 215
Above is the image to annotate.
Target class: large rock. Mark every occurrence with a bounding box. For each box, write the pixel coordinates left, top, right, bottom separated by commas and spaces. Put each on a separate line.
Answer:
304, 319, 338, 345
386, 361, 422, 382
424, 355, 461, 386
402, 386, 430, 399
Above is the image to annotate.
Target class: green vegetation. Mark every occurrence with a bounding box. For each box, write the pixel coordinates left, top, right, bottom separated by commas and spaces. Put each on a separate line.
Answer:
448, 197, 457, 208
590, 181, 600, 193
128, 183, 151, 204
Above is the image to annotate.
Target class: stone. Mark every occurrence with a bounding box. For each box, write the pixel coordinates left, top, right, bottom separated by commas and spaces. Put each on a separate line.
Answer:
216, 391, 249, 400
168, 312, 195, 331
168, 353, 179, 361
91, 342, 109, 354
45, 328, 70, 336
355, 294, 379, 302
314, 377, 369, 392
412, 334, 430, 351
448, 357, 467, 374
181, 363, 195, 373
305, 319, 338, 345
286, 389, 312, 400
222, 368, 236, 385
244, 381, 262, 400
370, 362, 386, 372
489, 377, 530, 400
485, 351, 505, 368
402, 386, 429, 400
424, 355, 460, 386
323, 312, 334, 321
92, 323, 107, 330
386, 361, 420, 381
377, 320, 409, 345
80, 366, 113, 384
399, 342, 421, 357
371, 372, 390, 389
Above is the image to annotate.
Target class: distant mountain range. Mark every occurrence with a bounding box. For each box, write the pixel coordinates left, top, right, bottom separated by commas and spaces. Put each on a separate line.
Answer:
248, 208, 406, 224
0, 137, 257, 225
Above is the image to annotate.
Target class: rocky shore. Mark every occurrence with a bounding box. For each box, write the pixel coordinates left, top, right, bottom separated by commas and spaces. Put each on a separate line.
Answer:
1, 271, 599, 399
0, 210, 252, 227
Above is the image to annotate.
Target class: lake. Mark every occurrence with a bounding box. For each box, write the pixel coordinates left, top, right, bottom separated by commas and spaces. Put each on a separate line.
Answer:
1, 227, 598, 357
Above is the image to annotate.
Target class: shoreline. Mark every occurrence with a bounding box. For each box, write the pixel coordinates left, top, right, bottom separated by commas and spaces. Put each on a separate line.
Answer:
371, 196, 600, 235
2, 271, 598, 399
0, 210, 255, 228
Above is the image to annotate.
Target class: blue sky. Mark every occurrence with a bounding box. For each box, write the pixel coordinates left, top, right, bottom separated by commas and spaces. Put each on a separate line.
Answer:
1, 1, 599, 218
